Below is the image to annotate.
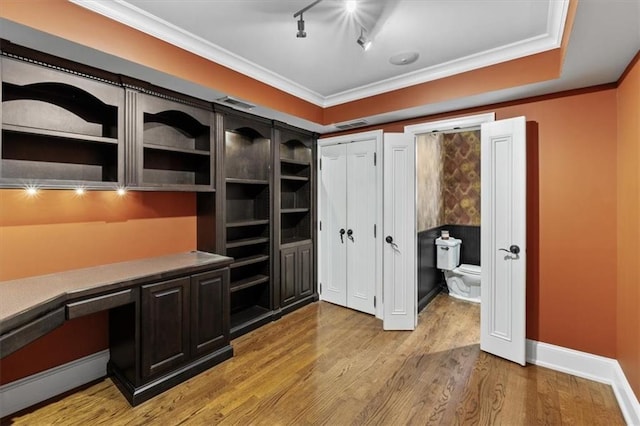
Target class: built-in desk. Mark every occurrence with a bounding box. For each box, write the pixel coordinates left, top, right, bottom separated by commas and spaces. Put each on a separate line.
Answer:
0, 251, 234, 405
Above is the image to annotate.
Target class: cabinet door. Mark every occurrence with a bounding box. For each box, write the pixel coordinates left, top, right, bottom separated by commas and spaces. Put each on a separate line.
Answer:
280, 247, 298, 307
298, 243, 313, 298
141, 277, 190, 378
191, 269, 229, 357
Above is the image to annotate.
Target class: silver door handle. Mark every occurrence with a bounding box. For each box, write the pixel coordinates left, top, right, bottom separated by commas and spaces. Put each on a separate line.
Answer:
499, 245, 520, 254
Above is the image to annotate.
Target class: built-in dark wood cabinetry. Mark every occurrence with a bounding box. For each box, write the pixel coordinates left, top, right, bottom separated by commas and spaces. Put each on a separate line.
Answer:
108, 262, 232, 405
0, 55, 124, 188
217, 108, 274, 338
274, 124, 317, 312
0, 41, 319, 406
126, 90, 215, 191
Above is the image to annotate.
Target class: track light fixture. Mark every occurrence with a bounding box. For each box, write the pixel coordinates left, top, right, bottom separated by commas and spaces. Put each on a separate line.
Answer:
293, 0, 323, 38
357, 27, 372, 51
296, 14, 306, 38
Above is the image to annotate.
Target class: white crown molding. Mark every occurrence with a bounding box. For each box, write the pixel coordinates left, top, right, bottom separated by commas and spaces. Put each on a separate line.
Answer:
69, 0, 568, 109
404, 112, 495, 135
68, 0, 326, 106
526, 340, 640, 426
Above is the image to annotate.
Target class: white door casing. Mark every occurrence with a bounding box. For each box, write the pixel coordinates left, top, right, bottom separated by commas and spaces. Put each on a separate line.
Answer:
346, 141, 377, 315
319, 143, 347, 307
480, 116, 527, 365
383, 133, 416, 330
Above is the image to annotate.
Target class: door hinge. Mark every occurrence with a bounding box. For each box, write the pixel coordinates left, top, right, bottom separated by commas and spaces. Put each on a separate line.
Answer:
374, 296, 376, 308
319, 221, 322, 231
319, 283, 322, 294
374, 224, 376, 238
374, 152, 377, 166
319, 158, 322, 170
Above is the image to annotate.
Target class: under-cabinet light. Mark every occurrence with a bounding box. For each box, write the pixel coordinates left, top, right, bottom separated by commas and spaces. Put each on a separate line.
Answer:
25, 186, 39, 197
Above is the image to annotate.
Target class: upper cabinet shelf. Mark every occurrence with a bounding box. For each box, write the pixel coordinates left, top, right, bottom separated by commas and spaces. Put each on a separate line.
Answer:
127, 91, 215, 192
0, 56, 124, 188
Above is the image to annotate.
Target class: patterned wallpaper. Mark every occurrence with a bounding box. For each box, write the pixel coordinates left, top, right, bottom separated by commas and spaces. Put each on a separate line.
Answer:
416, 133, 444, 231
443, 131, 481, 225
416, 130, 480, 230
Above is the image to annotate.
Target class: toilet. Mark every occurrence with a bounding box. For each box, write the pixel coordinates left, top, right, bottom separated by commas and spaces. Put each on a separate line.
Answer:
435, 237, 481, 303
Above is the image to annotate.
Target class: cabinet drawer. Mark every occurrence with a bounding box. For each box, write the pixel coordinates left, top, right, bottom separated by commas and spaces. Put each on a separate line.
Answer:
66, 289, 136, 319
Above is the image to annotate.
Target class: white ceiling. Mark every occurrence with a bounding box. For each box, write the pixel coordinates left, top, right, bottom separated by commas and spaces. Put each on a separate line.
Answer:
70, 0, 567, 106
1, 0, 638, 134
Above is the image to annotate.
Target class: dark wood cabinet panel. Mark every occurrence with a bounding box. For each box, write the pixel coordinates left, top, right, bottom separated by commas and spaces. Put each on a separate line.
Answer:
280, 246, 297, 306
141, 277, 190, 378
299, 243, 313, 298
190, 269, 228, 357
279, 242, 314, 309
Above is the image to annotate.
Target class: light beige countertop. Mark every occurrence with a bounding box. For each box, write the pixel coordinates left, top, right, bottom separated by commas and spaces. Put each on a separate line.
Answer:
0, 251, 233, 334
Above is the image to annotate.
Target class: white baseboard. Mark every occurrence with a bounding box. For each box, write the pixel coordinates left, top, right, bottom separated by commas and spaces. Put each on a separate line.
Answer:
0, 349, 109, 418
527, 339, 640, 426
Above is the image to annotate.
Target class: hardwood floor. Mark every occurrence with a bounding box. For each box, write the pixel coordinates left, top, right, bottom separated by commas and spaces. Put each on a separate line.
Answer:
3, 294, 624, 425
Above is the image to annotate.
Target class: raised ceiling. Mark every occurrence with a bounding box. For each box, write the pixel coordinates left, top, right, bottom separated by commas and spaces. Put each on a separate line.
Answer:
1, 0, 638, 133
71, 0, 567, 106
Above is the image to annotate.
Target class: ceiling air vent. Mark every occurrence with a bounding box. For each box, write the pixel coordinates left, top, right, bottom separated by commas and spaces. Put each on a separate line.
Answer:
216, 96, 255, 110
334, 120, 368, 130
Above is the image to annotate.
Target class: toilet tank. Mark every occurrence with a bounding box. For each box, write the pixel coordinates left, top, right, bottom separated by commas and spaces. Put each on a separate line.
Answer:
435, 237, 461, 270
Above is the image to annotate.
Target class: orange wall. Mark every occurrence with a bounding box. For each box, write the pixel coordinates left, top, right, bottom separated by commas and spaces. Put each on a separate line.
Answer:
616, 54, 640, 399
326, 87, 619, 358
0, 190, 197, 384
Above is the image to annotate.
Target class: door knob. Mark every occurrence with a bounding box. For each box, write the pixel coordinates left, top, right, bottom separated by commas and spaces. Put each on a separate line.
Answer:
499, 245, 520, 255
339, 228, 345, 243
347, 229, 354, 242
385, 235, 398, 249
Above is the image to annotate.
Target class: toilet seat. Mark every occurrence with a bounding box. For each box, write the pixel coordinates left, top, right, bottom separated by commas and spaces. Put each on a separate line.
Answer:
456, 264, 481, 275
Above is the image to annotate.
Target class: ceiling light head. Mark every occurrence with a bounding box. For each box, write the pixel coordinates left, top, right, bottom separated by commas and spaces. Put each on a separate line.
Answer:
296, 16, 306, 38
346, 0, 357, 13
357, 28, 372, 51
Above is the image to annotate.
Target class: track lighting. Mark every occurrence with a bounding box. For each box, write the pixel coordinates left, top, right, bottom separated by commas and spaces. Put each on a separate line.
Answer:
293, 0, 323, 38
297, 15, 306, 38
357, 27, 372, 51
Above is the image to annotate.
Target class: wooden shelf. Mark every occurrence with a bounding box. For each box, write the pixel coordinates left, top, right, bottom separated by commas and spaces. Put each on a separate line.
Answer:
280, 158, 310, 166
3, 123, 118, 145
230, 274, 269, 293
281, 208, 310, 214
226, 237, 269, 249
281, 175, 309, 182
230, 305, 271, 333
281, 237, 313, 248
230, 255, 270, 269
226, 178, 269, 185
226, 219, 269, 228
143, 143, 210, 157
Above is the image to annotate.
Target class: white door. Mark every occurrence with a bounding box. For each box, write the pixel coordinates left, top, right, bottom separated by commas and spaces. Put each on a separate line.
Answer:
319, 144, 347, 306
480, 116, 527, 365
383, 133, 416, 330
319, 141, 377, 314
346, 141, 377, 314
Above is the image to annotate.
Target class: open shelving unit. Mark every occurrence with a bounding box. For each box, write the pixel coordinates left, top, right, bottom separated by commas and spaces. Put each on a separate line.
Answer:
133, 93, 214, 191
222, 110, 273, 337
279, 135, 312, 247
0, 56, 124, 187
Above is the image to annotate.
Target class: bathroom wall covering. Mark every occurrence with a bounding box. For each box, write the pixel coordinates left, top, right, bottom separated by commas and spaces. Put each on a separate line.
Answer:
416, 133, 445, 231
443, 131, 481, 225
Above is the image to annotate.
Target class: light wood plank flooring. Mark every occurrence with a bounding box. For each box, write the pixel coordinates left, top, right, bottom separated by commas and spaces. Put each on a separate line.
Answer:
3, 294, 624, 425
